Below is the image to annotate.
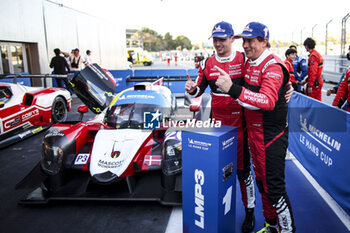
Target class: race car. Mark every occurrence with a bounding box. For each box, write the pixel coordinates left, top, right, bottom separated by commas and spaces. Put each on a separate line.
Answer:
0, 82, 72, 149
17, 66, 203, 205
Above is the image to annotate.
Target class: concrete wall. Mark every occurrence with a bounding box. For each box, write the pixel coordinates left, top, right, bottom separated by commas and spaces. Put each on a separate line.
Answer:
0, 0, 126, 74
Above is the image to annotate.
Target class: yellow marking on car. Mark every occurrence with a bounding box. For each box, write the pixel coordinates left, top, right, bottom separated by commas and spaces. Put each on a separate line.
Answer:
32, 126, 43, 134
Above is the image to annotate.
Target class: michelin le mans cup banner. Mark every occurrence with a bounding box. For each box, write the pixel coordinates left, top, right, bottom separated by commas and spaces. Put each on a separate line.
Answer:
288, 92, 350, 216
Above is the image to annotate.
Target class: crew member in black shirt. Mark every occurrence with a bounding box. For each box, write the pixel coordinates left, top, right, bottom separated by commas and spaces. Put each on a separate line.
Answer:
49, 48, 71, 88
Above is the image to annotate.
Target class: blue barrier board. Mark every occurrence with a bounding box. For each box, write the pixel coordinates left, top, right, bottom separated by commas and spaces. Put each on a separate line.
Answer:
288, 92, 350, 215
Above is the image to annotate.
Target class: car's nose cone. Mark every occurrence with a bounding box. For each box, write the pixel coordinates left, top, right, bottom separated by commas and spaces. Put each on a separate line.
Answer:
91, 171, 118, 184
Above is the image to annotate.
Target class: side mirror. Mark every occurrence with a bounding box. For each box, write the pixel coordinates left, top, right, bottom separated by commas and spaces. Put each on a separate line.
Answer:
189, 105, 200, 113
78, 105, 89, 113
77, 105, 89, 121
0, 102, 4, 108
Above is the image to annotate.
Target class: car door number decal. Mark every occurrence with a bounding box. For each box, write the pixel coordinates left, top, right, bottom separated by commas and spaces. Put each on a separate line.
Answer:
74, 153, 90, 165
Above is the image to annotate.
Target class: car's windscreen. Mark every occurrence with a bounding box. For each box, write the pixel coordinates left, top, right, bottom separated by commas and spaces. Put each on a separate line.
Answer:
104, 103, 164, 129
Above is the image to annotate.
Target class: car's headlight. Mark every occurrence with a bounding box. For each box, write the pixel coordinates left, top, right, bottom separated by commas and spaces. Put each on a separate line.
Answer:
41, 142, 64, 175
162, 140, 182, 176
54, 146, 64, 158
166, 141, 181, 156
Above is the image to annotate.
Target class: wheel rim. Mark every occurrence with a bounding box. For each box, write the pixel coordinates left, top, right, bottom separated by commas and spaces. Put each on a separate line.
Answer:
53, 101, 66, 122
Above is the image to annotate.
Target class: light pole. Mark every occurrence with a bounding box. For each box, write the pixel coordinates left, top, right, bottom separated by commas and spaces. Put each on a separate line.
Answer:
312, 24, 318, 38
325, 19, 332, 55
300, 27, 305, 55
341, 13, 350, 55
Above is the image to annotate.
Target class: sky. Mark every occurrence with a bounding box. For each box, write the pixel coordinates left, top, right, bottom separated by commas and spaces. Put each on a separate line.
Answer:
56, 0, 349, 46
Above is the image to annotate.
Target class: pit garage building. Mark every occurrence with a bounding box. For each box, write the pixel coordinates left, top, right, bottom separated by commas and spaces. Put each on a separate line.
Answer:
0, 0, 126, 86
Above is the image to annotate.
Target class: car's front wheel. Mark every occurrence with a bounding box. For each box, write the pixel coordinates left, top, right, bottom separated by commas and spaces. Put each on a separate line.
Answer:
52, 96, 67, 123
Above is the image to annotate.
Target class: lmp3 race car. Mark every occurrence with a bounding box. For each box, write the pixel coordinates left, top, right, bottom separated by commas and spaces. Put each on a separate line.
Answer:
0, 82, 72, 149
17, 64, 204, 205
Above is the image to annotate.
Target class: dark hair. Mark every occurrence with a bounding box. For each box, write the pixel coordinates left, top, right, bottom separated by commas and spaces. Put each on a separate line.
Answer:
86, 50, 91, 55
303, 38, 316, 49
74, 48, 80, 52
257, 37, 271, 48
285, 48, 297, 57
54, 48, 60, 56
289, 45, 297, 50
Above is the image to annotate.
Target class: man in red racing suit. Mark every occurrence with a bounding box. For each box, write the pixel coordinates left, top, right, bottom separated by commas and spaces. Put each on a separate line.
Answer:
216, 22, 296, 233
303, 37, 324, 101
332, 66, 350, 111
185, 21, 256, 233
284, 48, 297, 90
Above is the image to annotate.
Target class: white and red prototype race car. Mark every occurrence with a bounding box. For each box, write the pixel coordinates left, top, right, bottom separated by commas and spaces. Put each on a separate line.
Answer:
16, 66, 205, 205
0, 82, 72, 149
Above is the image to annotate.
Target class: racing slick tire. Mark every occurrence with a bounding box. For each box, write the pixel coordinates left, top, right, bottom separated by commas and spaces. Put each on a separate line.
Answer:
51, 96, 67, 123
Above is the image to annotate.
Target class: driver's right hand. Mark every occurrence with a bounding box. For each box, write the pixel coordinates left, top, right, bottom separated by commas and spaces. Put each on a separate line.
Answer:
185, 74, 197, 93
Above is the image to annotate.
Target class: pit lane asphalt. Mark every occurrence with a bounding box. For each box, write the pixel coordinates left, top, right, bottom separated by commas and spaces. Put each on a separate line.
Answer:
0, 97, 172, 233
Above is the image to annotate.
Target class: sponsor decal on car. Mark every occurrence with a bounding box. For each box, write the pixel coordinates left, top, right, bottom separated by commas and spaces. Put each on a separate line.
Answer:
143, 155, 161, 166
45, 127, 65, 137
111, 151, 121, 159
32, 126, 43, 134
18, 130, 31, 139
22, 109, 39, 121
98, 159, 124, 169
4, 117, 20, 129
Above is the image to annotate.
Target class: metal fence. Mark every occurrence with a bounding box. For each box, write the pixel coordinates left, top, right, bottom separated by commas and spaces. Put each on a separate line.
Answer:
323, 55, 350, 83
0, 74, 73, 88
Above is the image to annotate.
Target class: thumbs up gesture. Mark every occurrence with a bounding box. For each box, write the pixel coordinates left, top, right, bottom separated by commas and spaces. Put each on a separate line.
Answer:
214, 65, 232, 93
185, 74, 197, 93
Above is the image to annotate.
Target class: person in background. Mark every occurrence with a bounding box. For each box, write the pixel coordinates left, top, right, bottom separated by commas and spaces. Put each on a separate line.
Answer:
166, 53, 171, 66
289, 45, 307, 92
84, 50, 92, 66
327, 45, 350, 96
185, 21, 256, 233
327, 69, 346, 96
332, 64, 350, 111
199, 52, 204, 62
128, 51, 134, 63
174, 53, 178, 66
303, 38, 323, 101
49, 48, 71, 88
217, 21, 296, 233
194, 53, 199, 68
60, 51, 72, 72
330, 45, 350, 110
284, 48, 298, 90
1, 54, 10, 74
70, 48, 85, 71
